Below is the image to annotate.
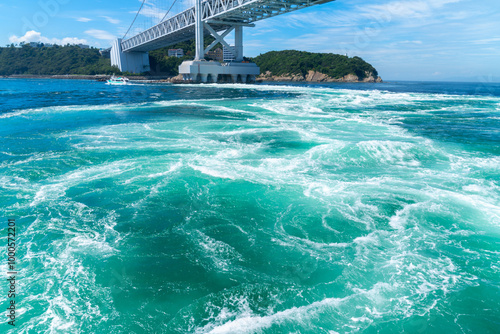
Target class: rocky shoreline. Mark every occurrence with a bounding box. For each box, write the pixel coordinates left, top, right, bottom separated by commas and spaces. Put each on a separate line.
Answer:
256, 70, 382, 83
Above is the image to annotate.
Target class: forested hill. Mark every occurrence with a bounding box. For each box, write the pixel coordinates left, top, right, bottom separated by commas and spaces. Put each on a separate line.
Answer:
0, 44, 381, 81
252, 50, 381, 82
0, 45, 118, 75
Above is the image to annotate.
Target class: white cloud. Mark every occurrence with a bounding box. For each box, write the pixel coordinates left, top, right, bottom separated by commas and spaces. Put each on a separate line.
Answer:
135, 7, 166, 22
472, 37, 500, 45
85, 29, 116, 41
101, 16, 120, 24
400, 40, 423, 44
134, 0, 195, 24
124, 0, 196, 31
360, 0, 462, 20
254, 0, 463, 33
77, 17, 92, 22
9, 30, 88, 45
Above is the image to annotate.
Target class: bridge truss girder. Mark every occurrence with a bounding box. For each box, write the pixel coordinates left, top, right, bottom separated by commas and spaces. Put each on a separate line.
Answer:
121, 0, 335, 53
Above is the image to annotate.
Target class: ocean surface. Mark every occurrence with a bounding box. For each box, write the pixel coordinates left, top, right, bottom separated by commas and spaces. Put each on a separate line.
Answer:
1, 78, 500, 333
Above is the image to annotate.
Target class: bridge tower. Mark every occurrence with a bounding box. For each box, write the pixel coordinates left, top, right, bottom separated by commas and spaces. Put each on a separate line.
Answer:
110, 0, 334, 79
110, 38, 150, 74
178, 0, 260, 83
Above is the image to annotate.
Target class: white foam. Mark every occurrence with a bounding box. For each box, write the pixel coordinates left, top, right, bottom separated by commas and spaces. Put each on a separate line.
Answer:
67, 235, 116, 257
190, 230, 243, 272
193, 274, 446, 334
353, 233, 380, 246
20, 230, 118, 333
29, 160, 136, 207
0, 152, 63, 167
147, 160, 183, 178
0, 97, 243, 121
451, 156, 500, 171
462, 184, 489, 193
357, 140, 422, 166
197, 297, 344, 334
190, 164, 238, 180
0, 109, 33, 119
388, 202, 427, 230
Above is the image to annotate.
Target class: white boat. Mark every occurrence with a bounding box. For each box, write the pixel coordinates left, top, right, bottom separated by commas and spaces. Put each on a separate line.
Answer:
106, 75, 129, 85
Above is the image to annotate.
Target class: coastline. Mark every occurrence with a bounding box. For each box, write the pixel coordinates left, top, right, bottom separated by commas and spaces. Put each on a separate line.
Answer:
2, 71, 382, 84
1, 74, 176, 81
256, 70, 382, 83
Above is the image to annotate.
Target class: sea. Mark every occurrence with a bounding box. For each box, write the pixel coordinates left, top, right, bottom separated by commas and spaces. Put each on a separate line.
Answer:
1, 78, 499, 333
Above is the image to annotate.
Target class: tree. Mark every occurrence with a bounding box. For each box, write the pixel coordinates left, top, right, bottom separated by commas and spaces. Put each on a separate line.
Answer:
251, 50, 379, 80
0, 44, 120, 75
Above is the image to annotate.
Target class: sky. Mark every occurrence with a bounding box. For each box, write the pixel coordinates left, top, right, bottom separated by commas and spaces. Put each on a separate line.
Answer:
1, 0, 499, 81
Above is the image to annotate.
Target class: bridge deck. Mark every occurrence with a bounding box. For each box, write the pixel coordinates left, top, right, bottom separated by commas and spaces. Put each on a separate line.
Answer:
122, 0, 335, 52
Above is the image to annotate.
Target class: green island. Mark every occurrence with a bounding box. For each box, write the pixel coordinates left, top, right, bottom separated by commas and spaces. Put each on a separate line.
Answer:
0, 42, 381, 82
253, 50, 381, 82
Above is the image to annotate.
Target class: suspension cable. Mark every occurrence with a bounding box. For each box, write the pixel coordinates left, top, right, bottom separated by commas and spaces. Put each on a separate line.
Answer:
123, 0, 147, 39
160, 0, 179, 23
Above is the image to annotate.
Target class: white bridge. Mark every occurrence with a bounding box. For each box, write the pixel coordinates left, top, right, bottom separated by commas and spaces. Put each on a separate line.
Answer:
111, 0, 335, 82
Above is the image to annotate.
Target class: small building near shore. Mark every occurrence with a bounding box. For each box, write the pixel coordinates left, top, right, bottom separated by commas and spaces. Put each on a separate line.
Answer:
168, 49, 184, 58
206, 48, 223, 62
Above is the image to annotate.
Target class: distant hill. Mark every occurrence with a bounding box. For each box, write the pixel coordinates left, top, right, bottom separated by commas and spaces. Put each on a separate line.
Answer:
0, 44, 119, 76
252, 50, 381, 82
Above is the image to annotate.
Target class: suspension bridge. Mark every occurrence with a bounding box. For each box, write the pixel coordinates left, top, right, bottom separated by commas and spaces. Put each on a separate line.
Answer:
111, 0, 335, 82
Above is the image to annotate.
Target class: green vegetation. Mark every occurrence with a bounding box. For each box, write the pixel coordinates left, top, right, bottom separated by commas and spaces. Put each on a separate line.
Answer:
148, 40, 195, 75
252, 50, 378, 80
0, 44, 119, 75
0, 38, 219, 76
148, 36, 218, 75
0, 43, 379, 80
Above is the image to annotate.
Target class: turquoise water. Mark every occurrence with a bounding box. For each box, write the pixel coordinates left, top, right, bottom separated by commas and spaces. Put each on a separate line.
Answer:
1, 79, 500, 333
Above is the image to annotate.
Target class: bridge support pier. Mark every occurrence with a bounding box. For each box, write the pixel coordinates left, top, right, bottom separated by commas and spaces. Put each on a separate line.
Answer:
179, 0, 259, 83
179, 61, 259, 83
234, 26, 243, 62
111, 38, 150, 74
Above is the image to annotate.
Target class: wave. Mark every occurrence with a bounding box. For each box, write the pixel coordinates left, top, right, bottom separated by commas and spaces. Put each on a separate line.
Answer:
2, 81, 500, 333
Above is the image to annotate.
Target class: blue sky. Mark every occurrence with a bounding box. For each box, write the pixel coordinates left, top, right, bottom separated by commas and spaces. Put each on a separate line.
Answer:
1, 0, 499, 81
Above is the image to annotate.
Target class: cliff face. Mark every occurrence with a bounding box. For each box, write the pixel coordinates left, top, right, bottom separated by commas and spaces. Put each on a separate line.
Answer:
258, 70, 382, 83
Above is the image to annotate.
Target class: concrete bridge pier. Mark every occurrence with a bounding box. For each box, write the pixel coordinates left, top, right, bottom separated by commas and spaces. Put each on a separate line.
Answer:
179, 61, 259, 84
179, 0, 260, 83
208, 74, 218, 83
111, 38, 150, 73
